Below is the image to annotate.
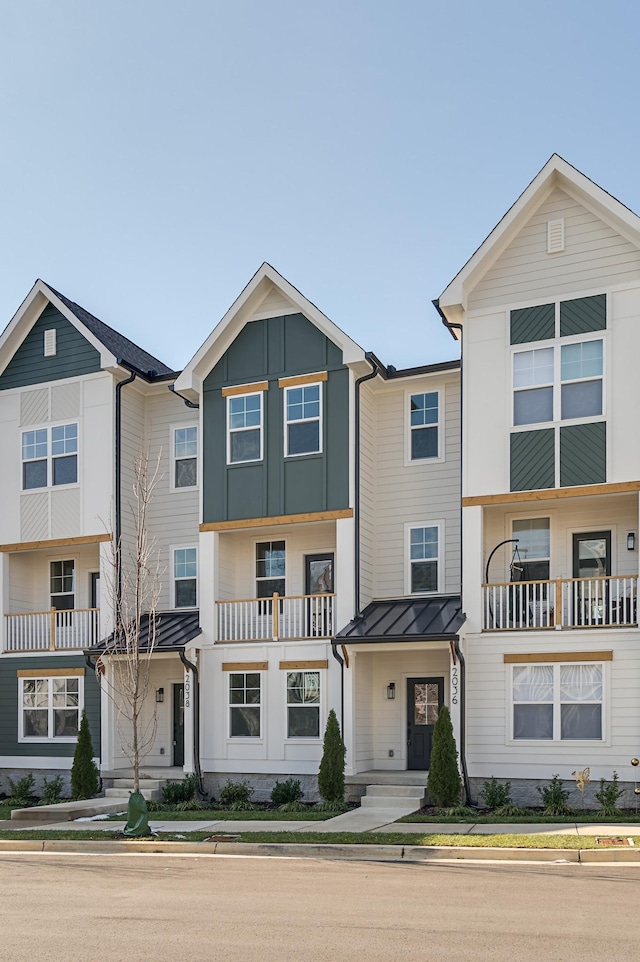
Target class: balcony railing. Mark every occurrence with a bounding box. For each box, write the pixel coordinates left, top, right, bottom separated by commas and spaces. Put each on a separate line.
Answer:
217, 593, 335, 642
4, 608, 100, 652
482, 577, 637, 631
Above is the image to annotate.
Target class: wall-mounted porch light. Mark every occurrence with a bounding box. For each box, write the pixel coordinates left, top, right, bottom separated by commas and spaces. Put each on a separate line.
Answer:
155, 687, 165, 703
386, 682, 396, 700
628, 532, 636, 551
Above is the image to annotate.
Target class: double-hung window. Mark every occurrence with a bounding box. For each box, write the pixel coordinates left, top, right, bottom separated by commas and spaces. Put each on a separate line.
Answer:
512, 663, 603, 740
173, 547, 197, 608
512, 339, 603, 426
285, 383, 322, 456
19, 674, 82, 741
560, 340, 603, 419
229, 672, 261, 737
513, 348, 554, 426
51, 560, 75, 610
409, 392, 439, 460
22, 423, 78, 489
173, 425, 198, 488
408, 524, 440, 594
227, 393, 262, 464
287, 671, 320, 737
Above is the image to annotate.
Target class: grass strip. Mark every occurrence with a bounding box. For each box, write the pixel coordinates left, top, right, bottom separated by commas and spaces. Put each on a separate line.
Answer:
398, 812, 640, 824
143, 809, 331, 821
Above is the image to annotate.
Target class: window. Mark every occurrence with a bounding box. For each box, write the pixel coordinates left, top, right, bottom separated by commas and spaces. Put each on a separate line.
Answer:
51, 560, 74, 610
513, 339, 603, 426
22, 423, 78, 489
512, 663, 603, 740
227, 393, 262, 464
173, 547, 197, 608
19, 675, 82, 741
285, 383, 321, 456
173, 425, 198, 488
229, 672, 261, 737
410, 392, 439, 459
287, 671, 320, 737
408, 525, 440, 594
512, 518, 550, 582
256, 541, 285, 599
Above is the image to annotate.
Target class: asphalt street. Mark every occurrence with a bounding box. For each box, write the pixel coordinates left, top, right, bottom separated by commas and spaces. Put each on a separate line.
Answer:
1, 853, 639, 961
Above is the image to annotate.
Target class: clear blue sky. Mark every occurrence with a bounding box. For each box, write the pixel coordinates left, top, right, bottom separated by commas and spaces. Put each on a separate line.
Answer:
1, 1, 638, 370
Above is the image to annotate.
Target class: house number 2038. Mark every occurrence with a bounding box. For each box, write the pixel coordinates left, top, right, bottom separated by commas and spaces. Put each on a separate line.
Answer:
184, 673, 191, 709
451, 666, 459, 706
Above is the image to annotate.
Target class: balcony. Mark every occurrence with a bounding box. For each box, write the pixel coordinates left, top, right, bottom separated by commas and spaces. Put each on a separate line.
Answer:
482, 576, 637, 631
4, 608, 100, 652
217, 593, 334, 642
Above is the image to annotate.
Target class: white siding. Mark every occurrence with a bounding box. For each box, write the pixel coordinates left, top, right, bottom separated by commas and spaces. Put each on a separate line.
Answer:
468, 187, 640, 312
119, 385, 146, 564
358, 382, 375, 607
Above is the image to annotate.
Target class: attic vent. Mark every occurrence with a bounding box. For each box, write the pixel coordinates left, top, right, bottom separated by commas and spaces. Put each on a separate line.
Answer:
547, 218, 565, 254
44, 329, 57, 357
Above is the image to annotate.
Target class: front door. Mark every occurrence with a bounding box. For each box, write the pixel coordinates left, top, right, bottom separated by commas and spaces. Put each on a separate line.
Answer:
407, 677, 444, 770
572, 531, 611, 625
305, 553, 334, 637
172, 684, 185, 767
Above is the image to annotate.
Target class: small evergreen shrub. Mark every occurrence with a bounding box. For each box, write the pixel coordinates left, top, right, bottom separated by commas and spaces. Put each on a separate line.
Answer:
427, 706, 462, 808
594, 771, 625, 815
271, 778, 304, 806
7, 773, 35, 806
40, 775, 64, 806
480, 776, 512, 810
318, 709, 346, 806
71, 711, 99, 800
219, 779, 254, 808
537, 775, 573, 816
162, 773, 199, 805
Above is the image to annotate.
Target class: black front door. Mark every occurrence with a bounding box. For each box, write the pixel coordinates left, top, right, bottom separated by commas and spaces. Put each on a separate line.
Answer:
407, 677, 444, 770
173, 684, 185, 767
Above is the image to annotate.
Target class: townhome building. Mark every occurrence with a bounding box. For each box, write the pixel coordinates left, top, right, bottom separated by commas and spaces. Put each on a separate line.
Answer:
438, 155, 640, 801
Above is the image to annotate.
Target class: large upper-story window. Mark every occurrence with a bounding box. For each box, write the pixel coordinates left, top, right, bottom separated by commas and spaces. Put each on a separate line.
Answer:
513, 339, 603, 426
227, 393, 262, 464
173, 425, 198, 488
22, 423, 78, 489
409, 391, 440, 460
284, 383, 322, 456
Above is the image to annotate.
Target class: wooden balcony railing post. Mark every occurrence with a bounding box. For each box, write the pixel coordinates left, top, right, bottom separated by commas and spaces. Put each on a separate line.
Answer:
50, 607, 56, 650
272, 593, 279, 641
554, 579, 561, 629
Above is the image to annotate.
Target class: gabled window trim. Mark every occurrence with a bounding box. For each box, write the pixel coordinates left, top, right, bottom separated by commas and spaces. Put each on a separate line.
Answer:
226, 391, 264, 465
170, 423, 198, 491
405, 387, 444, 466
405, 520, 444, 596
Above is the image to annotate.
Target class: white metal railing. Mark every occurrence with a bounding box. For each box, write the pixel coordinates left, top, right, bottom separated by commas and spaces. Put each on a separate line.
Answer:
4, 608, 100, 652
216, 593, 335, 642
482, 576, 637, 631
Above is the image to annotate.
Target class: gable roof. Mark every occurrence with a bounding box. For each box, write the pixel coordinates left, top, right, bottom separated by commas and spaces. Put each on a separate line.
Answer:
438, 154, 640, 329
0, 280, 173, 381
175, 262, 366, 399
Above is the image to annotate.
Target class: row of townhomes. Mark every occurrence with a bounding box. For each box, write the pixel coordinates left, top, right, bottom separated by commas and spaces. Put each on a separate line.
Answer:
1, 155, 639, 804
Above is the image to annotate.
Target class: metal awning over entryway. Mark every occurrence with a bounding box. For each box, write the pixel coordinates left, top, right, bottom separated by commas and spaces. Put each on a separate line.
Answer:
87, 611, 202, 653
335, 596, 464, 644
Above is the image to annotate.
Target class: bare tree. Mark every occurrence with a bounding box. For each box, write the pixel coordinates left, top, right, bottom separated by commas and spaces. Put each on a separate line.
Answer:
100, 451, 164, 794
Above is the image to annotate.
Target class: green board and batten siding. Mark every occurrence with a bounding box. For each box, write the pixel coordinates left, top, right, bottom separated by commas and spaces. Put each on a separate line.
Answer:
203, 314, 349, 523
510, 429, 555, 491
560, 422, 607, 487
510, 294, 606, 344
0, 304, 101, 391
0, 657, 100, 758
510, 303, 555, 344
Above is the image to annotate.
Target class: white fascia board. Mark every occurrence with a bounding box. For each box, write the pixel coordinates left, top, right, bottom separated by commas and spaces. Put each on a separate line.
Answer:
175, 263, 366, 396
438, 154, 640, 320
43, 284, 118, 368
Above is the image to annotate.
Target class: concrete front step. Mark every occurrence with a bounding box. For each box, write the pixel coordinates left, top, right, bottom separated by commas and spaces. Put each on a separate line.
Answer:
104, 787, 161, 801
361, 795, 424, 810
11, 797, 130, 822
365, 784, 425, 798
106, 779, 163, 791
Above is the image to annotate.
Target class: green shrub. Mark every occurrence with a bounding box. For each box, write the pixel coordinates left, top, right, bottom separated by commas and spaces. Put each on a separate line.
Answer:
441, 805, 476, 818
162, 773, 199, 805
494, 804, 529, 817
278, 800, 307, 812
271, 778, 304, 806
537, 775, 573, 816
175, 798, 206, 811
480, 776, 512, 810
71, 711, 99, 800
318, 709, 346, 805
40, 775, 64, 806
219, 779, 254, 808
7, 773, 35, 806
594, 771, 625, 816
427, 706, 462, 808
314, 798, 348, 812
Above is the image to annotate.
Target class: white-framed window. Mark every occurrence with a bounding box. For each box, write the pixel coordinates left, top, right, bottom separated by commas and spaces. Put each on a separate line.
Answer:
256, 540, 285, 599
512, 518, 550, 582
284, 383, 322, 456
227, 393, 263, 464
511, 662, 604, 741
229, 671, 261, 737
512, 338, 604, 427
173, 547, 197, 608
286, 670, 320, 737
51, 559, 75, 610
408, 390, 441, 461
406, 523, 442, 594
19, 674, 83, 742
172, 425, 198, 489
22, 422, 78, 489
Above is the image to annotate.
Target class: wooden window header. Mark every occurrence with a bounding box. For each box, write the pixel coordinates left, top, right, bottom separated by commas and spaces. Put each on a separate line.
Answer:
279, 660, 328, 670
0, 533, 111, 553
221, 381, 269, 398
463, 479, 640, 508
222, 662, 268, 671
503, 651, 612, 664
278, 372, 328, 389
200, 507, 353, 532
17, 667, 85, 677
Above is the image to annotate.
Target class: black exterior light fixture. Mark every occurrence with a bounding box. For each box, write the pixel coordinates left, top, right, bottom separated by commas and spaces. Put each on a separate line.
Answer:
628, 532, 636, 551
386, 682, 396, 700
155, 687, 165, 703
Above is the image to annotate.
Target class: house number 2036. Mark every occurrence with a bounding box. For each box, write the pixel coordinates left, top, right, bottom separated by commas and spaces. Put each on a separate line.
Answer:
451, 666, 459, 706
184, 673, 191, 709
